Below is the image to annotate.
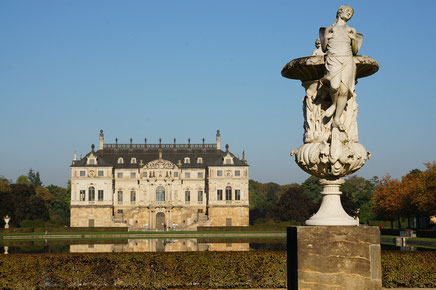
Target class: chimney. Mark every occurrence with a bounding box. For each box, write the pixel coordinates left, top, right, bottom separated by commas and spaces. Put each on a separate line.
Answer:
216, 130, 221, 150
99, 130, 104, 150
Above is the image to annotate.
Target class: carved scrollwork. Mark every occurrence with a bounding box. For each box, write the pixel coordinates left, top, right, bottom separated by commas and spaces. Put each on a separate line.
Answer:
290, 66, 370, 179
143, 159, 177, 170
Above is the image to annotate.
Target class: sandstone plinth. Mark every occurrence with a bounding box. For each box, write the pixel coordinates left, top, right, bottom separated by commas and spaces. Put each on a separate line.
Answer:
287, 226, 382, 290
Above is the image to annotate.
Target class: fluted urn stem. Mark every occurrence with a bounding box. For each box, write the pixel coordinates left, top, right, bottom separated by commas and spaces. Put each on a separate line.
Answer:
305, 179, 357, 226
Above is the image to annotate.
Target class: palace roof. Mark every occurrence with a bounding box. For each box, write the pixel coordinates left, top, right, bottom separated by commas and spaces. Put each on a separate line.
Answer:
71, 142, 248, 169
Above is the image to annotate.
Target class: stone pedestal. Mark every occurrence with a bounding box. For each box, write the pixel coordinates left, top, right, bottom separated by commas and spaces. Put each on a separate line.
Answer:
305, 179, 358, 226
287, 226, 381, 290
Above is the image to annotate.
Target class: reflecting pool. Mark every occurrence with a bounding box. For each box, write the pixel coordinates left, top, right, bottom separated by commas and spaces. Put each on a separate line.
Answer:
0, 238, 286, 254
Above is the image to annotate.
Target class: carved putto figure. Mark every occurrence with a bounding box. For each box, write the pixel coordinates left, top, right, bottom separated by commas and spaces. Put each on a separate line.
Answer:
312, 38, 325, 56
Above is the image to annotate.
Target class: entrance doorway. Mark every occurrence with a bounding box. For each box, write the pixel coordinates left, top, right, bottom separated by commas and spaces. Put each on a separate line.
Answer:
156, 212, 166, 231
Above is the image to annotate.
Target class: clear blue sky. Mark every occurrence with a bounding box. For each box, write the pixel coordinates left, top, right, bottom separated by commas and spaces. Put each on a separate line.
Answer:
1, 1, 435, 187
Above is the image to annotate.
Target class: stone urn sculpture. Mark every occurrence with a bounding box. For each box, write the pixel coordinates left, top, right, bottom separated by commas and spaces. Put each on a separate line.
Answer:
282, 5, 378, 226
4, 215, 10, 229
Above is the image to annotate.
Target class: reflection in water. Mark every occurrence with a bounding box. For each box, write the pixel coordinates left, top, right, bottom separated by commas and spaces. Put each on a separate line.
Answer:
2, 238, 434, 254
70, 239, 250, 253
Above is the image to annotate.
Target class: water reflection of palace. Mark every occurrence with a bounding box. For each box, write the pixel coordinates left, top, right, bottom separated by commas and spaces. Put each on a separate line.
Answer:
69, 239, 250, 253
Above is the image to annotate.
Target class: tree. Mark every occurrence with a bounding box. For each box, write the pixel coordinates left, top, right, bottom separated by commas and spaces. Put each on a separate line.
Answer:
271, 185, 317, 223
46, 184, 70, 225
28, 169, 43, 186
249, 180, 305, 224
0, 177, 10, 193
0, 184, 49, 227
402, 162, 436, 227
16, 175, 31, 185
371, 175, 407, 227
301, 176, 323, 203
341, 175, 377, 223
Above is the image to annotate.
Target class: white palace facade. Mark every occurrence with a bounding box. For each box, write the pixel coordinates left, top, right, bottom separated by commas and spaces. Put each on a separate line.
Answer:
70, 130, 249, 230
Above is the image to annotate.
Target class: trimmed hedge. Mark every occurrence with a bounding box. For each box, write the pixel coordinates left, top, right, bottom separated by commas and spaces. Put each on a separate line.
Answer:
0, 250, 434, 288
416, 229, 436, 239
380, 228, 402, 236
0, 228, 33, 234
0, 251, 286, 289
382, 251, 436, 288
0, 227, 128, 234
198, 225, 286, 231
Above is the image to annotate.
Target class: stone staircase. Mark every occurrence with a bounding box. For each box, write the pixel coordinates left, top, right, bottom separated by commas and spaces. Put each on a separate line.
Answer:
183, 214, 213, 230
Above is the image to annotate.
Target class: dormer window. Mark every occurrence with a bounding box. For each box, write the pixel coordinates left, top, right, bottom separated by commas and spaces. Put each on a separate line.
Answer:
225, 158, 232, 164
88, 159, 95, 165
184, 157, 190, 164
131, 157, 136, 164
118, 157, 124, 164
197, 157, 203, 164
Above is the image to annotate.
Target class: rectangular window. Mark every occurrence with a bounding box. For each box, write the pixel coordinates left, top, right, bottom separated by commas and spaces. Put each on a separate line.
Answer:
117, 172, 123, 178
217, 190, 223, 200
197, 172, 203, 178
117, 191, 123, 204
98, 190, 104, 201
130, 191, 136, 203
89, 159, 95, 165
98, 170, 104, 177
80, 190, 86, 201
225, 159, 231, 164
185, 172, 190, 178
198, 191, 203, 202
174, 172, 179, 177
80, 170, 86, 177
185, 191, 191, 203
235, 189, 241, 200
130, 172, 136, 178
235, 170, 240, 177
217, 170, 223, 177
143, 172, 147, 177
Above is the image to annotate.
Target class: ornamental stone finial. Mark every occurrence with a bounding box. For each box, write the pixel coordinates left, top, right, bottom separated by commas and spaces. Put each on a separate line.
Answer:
4, 215, 10, 229
282, 5, 378, 226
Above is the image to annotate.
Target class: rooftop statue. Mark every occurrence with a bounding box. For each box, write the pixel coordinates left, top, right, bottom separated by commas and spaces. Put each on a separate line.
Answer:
281, 5, 379, 226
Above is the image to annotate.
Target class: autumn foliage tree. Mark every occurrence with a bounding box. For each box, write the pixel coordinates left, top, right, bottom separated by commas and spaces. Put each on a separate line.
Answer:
371, 175, 405, 227
372, 162, 436, 228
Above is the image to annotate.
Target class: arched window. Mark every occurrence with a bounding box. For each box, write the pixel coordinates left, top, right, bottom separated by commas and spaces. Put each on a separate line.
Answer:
131, 157, 136, 164
184, 157, 190, 163
225, 186, 232, 201
118, 157, 124, 164
88, 186, 95, 201
156, 186, 165, 201
197, 157, 203, 164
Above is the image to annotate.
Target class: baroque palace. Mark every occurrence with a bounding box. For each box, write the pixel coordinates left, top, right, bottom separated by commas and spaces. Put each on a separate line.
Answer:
70, 130, 249, 230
